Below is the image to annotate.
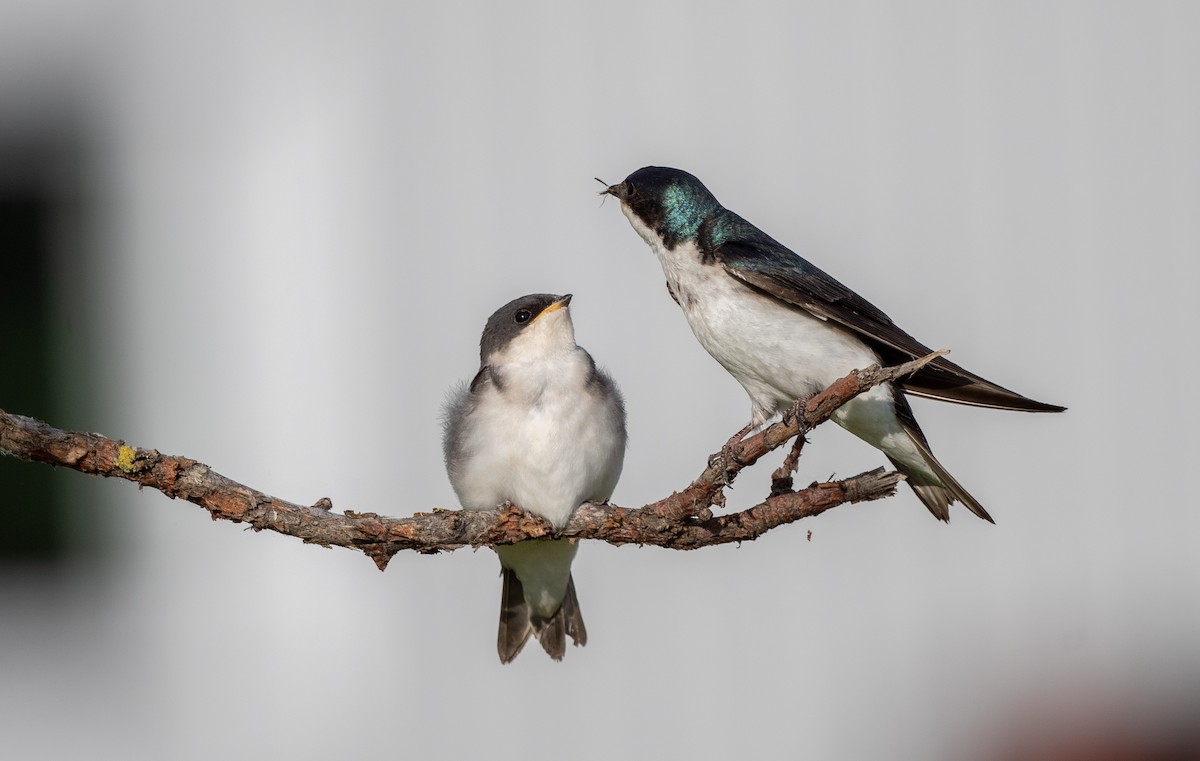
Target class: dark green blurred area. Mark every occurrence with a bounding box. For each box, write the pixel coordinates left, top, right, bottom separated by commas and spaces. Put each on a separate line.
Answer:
0, 194, 65, 561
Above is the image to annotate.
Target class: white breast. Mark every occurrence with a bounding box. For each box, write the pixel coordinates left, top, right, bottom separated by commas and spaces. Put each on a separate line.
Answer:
655, 235, 879, 424
449, 349, 625, 529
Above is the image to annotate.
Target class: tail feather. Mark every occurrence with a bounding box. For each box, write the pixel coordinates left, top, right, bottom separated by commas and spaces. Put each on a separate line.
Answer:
497, 567, 534, 664
497, 569, 587, 664
888, 435, 995, 524
889, 389, 995, 524
559, 576, 588, 649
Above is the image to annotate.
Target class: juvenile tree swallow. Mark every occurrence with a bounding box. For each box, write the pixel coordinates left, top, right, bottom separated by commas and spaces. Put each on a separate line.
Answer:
443, 293, 626, 662
602, 166, 1064, 523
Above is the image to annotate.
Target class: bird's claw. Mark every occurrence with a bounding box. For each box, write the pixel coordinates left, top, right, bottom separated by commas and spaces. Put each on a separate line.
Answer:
782, 395, 813, 427
709, 422, 753, 485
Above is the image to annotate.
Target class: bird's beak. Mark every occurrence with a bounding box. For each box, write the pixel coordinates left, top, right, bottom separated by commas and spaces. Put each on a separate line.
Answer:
595, 177, 626, 200
535, 294, 573, 321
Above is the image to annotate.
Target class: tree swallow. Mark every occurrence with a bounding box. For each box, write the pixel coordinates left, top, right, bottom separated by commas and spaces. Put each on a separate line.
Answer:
602, 166, 1064, 523
442, 293, 626, 662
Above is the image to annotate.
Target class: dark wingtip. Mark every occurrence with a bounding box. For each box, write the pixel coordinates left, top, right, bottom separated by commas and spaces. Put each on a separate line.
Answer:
497, 568, 533, 664
1015, 398, 1068, 413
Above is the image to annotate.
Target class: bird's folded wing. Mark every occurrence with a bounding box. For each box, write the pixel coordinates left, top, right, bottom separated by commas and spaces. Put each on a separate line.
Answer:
717, 238, 1065, 413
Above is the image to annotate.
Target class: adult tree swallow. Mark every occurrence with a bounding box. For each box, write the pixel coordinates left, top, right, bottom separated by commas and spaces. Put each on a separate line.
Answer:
443, 293, 626, 662
602, 166, 1064, 523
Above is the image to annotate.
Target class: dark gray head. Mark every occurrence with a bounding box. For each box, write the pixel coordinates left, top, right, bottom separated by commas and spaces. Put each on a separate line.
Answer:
602, 166, 723, 249
479, 293, 573, 364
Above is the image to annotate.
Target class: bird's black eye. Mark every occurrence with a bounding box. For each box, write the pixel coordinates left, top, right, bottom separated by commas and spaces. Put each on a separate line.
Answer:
514, 309, 532, 324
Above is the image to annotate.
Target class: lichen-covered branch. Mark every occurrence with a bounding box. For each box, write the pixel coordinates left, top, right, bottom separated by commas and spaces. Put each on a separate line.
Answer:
0, 354, 942, 570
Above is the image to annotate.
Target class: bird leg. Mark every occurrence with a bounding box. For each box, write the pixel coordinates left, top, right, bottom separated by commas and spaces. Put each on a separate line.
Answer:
706, 421, 756, 496
711, 421, 753, 466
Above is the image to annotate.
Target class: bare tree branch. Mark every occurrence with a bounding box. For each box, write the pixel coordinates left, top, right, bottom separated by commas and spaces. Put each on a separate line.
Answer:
0, 353, 943, 570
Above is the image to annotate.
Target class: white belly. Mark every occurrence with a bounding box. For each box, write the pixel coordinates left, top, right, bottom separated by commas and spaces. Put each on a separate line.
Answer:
660, 241, 882, 424
450, 356, 625, 529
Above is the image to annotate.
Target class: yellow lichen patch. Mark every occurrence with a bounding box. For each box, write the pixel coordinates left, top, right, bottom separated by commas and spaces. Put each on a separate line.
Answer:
116, 445, 137, 473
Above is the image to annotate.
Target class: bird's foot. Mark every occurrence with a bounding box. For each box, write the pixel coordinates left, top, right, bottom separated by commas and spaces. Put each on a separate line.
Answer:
781, 395, 814, 427
708, 422, 754, 487
709, 422, 753, 470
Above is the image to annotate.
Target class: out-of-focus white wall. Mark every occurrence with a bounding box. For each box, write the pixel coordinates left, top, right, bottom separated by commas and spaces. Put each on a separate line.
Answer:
2, 2, 1198, 759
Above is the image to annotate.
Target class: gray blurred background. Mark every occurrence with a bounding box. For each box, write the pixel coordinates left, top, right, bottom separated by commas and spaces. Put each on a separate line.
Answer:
2, 2, 1198, 759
